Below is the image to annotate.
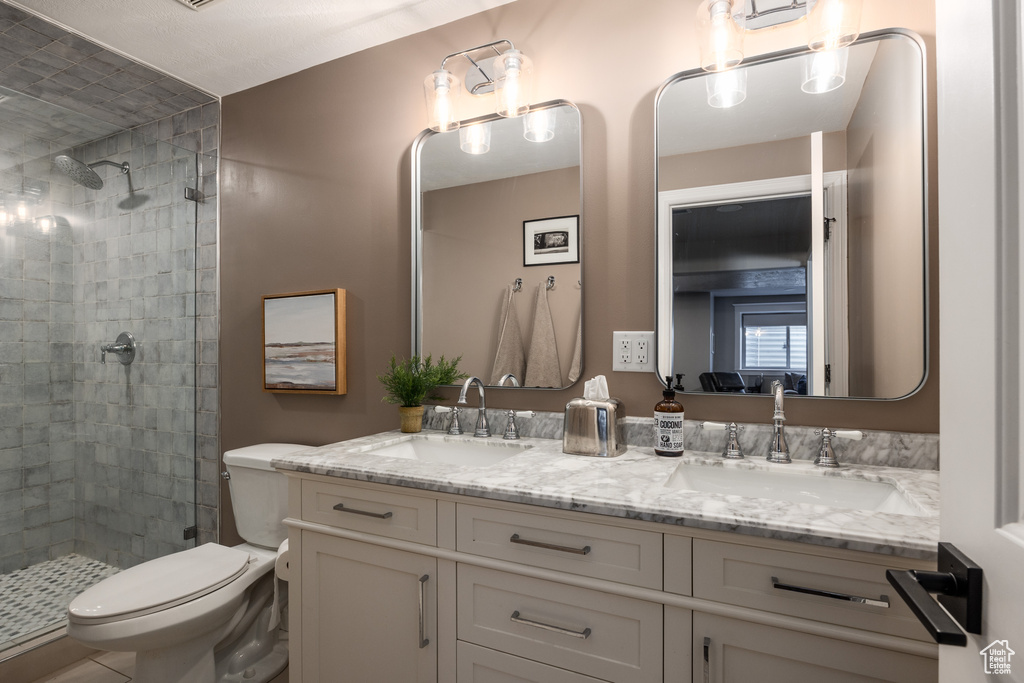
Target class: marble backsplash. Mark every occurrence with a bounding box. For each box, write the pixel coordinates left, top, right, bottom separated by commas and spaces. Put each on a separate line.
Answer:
421, 407, 939, 470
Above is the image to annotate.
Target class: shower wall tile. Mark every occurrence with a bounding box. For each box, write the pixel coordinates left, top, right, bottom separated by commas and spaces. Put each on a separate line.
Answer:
0, 2, 222, 570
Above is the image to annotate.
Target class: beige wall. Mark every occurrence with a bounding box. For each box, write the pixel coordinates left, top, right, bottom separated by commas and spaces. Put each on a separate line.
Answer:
658, 131, 848, 192
219, 0, 938, 539
846, 39, 927, 397
422, 168, 581, 385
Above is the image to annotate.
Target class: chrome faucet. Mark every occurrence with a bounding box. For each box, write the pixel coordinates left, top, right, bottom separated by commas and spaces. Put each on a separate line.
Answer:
458, 376, 490, 437
767, 380, 791, 463
497, 373, 520, 387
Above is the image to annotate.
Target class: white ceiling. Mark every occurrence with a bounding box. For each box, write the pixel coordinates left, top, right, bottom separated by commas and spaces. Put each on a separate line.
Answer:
9, 0, 516, 96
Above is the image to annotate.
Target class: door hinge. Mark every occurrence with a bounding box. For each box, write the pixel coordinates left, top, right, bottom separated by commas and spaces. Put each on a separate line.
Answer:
824, 216, 836, 241
824, 364, 831, 383
183, 525, 198, 540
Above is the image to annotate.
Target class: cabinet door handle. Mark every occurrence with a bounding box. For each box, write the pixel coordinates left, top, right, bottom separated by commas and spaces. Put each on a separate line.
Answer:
771, 576, 890, 608
509, 533, 591, 555
418, 574, 429, 649
509, 610, 591, 639
332, 502, 393, 519
703, 637, 711, 683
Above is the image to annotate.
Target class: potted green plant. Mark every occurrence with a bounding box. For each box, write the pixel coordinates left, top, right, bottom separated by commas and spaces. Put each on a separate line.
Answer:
377, 354, 467, 433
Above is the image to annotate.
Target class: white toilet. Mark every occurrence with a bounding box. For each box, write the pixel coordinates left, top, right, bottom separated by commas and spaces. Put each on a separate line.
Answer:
67, 443, 307, 683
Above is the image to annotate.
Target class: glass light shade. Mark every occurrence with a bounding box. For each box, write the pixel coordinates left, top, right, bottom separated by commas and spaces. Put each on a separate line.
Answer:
424, 69, 461, 132
697, 0, 744, 72
801, 47, 849, 94
706, 68, 747, 108
493, 49, 533, 118
523, 108, 556, 142
459, 122, 491, 154
806, 0, 862, 51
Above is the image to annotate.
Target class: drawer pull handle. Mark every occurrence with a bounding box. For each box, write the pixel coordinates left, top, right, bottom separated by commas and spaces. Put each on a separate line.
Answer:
418, 574, 429, 649
509, 610, 592, 639
332, 502, 393, 519
509, 533, 591, 555
771, 576, 890, 608
703, 637, 710, 683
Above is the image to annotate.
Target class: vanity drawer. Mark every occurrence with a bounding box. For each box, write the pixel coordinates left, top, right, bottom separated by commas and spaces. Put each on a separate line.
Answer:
457, 641, 606, 683
457, 564, 663, 683
456, 504, 663, 589
692, 539, 931, 641
301, 479, 436, 544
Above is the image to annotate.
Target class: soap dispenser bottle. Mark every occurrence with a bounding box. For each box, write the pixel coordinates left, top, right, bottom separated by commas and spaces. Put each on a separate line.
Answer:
655, 376, 684, 457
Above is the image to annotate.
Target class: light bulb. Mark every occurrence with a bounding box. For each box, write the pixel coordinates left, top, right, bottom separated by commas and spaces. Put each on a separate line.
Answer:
494, 49, 533, 118
459, 122, 491, 155
706, 68, 747, 108
697, 0, 744, 72
424, 69, 461, 133
802, 47, 849, 94
807, 0, 862, 51
523, 109, 555, 142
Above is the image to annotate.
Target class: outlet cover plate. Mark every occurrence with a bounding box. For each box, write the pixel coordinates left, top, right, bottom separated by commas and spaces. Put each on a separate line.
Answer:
613, 331, 655, 372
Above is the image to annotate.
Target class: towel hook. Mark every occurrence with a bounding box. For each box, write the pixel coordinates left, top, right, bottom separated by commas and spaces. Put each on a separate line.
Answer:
513, 278, 522, 292
546, 275, 555, 290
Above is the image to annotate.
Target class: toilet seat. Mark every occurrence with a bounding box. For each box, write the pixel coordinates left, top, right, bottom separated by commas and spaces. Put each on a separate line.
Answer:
68, 544, 253, 625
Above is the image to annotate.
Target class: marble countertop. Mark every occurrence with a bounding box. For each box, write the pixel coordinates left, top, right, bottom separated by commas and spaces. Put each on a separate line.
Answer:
272, 430, 940, 560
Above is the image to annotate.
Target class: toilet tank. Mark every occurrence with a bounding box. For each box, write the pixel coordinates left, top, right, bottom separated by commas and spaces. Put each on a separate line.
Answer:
223, 443, 308, 549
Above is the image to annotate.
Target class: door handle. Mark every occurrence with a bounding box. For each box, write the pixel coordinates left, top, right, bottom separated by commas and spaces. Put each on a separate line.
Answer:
885, 542, 982, 647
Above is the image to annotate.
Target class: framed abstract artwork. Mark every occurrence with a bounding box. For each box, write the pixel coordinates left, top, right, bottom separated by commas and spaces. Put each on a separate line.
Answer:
262, 288, 346, 394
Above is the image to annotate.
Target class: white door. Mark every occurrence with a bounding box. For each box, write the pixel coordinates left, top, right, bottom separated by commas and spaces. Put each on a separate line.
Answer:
938, 1, 1024, 680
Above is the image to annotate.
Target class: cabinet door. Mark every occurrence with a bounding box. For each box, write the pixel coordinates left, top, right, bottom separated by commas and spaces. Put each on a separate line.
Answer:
693, 613, 937, 683
301, 532, 437, 682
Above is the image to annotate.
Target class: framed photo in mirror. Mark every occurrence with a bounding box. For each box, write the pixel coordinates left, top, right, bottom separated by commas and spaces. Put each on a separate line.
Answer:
263, 288, 347, 395
523, 215, 579, 267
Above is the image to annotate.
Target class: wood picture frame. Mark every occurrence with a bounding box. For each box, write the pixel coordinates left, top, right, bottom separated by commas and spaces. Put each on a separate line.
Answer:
262, 288, 346, 394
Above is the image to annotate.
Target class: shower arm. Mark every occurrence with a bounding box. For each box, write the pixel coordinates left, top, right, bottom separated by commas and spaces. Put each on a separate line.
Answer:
90, 160, 130, 174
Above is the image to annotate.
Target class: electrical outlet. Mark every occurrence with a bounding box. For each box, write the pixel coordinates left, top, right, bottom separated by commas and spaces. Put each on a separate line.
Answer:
635, 338, 649, 365
613, 331, 655, 372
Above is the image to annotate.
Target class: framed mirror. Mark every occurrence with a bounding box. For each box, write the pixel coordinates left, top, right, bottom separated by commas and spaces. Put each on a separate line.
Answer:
656, 29, 927, 399
413, 100, 583, 389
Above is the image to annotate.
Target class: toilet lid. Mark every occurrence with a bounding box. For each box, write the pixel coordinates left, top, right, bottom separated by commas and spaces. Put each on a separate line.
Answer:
68, 544, 252, 624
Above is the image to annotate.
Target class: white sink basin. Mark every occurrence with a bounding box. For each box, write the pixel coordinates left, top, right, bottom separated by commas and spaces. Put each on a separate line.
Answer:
664, 462, 927, 516
360, 435, 530, 467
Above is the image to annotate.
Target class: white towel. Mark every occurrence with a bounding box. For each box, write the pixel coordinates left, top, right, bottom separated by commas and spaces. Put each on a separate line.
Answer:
567, 314, 582, 384
268, 539, 289, 631
489, 285, 526, 385
525, 284, 562, 387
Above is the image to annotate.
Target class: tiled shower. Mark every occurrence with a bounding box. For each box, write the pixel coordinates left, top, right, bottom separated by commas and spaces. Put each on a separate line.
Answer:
0, 1, 220, 656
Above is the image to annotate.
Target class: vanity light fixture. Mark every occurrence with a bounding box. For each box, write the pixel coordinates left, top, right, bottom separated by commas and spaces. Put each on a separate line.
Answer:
424, 69, 461, 133
697, 0, 745, 72
424, 39, 534, 132
806, 0, 862, 51
696, 0, 861, 87
459, 121, 492, 155
523, 108, 556, 142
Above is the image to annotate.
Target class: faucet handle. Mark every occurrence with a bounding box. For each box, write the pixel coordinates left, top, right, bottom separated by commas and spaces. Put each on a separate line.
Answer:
434, 405, 463, 435
503, 410, 534, 440
702, 422, 744, 458
813, 427, 861, 467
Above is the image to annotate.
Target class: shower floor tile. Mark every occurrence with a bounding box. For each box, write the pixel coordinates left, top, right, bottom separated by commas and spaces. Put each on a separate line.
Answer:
0, 554, 119, 648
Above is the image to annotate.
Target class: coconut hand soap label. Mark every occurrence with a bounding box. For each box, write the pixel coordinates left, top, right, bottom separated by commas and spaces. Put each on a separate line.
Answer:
654, 376, 684, 457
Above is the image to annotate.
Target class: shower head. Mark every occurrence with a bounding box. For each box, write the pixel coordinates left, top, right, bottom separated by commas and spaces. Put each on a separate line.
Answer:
54, 154, 130, 190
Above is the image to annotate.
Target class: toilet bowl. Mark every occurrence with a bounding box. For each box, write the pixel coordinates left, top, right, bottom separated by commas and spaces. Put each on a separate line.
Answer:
67, 443, 308, 683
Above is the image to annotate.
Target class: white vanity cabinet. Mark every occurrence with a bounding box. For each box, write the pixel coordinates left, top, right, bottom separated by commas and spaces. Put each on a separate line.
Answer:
285, 472, 937, 682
